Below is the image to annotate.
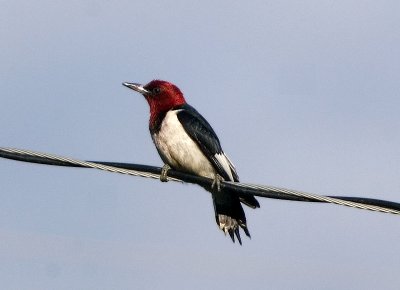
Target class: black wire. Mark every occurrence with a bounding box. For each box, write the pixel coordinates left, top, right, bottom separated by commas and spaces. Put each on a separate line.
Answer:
1, 149, 400, 212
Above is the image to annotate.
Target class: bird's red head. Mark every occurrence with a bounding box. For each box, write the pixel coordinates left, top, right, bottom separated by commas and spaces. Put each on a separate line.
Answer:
123, 80, 186, 128
123, 80, 186, 114
142, 80, 186, 113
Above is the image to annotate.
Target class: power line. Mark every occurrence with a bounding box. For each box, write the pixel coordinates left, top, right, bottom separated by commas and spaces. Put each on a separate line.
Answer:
1, 147, 400, 215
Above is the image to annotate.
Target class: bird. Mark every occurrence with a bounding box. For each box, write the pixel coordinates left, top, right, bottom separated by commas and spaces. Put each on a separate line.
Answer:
123, 80, 259, 244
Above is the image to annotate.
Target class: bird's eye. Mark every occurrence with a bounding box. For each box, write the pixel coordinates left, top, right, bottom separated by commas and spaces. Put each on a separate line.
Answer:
152, 87, 161, 94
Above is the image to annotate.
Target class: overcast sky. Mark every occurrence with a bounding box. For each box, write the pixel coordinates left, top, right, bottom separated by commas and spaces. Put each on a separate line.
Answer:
1, 1, 400, 289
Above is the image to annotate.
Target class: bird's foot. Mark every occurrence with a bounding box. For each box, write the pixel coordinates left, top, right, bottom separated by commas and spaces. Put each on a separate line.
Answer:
211, 174, 224, 192
160, 164, 171, 182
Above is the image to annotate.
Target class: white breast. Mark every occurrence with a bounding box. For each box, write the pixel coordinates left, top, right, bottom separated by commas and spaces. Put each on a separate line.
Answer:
152, 110, 216, 179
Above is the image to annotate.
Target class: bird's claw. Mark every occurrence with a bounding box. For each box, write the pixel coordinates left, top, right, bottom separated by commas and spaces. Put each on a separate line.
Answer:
211, 174, 224, 191
160, 164, 171, 182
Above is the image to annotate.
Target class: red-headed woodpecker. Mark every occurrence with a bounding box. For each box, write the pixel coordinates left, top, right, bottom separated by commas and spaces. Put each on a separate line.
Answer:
123, 80, 259, 244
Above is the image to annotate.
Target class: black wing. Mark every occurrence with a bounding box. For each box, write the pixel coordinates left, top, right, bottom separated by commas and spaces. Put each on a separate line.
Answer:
176, 104, 260, 209
176, 104, 238, 181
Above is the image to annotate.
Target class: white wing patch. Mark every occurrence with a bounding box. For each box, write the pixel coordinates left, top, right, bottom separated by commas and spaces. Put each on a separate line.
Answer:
214, 153, 237, 182
223, 153, 239, 180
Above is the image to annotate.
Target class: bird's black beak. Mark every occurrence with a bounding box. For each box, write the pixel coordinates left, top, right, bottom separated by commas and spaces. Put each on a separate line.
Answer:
122, 82, 150, 95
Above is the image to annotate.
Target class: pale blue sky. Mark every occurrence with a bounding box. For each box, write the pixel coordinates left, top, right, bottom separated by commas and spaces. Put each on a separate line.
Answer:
1, 1, 400, 289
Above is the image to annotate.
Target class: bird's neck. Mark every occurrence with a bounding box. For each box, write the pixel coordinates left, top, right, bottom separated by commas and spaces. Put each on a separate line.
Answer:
149, 110, 168, 133
149, 103, 186, 133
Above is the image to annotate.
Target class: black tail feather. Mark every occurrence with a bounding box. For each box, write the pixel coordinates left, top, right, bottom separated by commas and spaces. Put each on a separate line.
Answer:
239, 195, 260, 209
234, 227, 242, 245
228, 230, 235, 243
212, 189, 255, 244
